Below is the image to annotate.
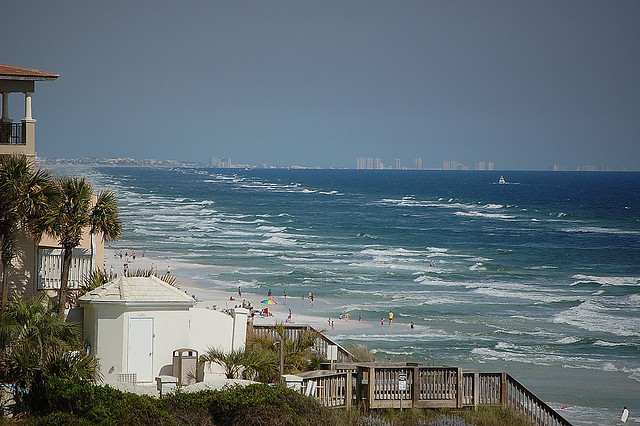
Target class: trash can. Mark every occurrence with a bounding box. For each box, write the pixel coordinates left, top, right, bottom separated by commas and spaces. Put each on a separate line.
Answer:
172, 348, 199, 386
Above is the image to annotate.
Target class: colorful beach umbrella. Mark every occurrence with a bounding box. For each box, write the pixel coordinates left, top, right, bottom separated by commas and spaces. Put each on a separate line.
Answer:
261, 299, 277, 305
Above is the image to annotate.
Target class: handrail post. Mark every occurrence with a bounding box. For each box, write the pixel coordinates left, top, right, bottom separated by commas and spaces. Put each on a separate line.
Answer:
412, 366, 419, 407
501, 373, 508, 407
345, 371, 352, 408
356, 365, 366, 408
369, 366, 375, 408
456, 367, 463, 408
473, 372, 479, 409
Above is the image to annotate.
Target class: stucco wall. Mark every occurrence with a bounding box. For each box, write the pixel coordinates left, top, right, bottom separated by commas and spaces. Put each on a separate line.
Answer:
5, 230, 38, 299
84, 304, 248, 384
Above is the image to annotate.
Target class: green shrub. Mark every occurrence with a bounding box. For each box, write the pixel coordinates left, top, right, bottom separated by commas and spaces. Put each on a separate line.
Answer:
41, 377, 173, 425
27, 412, 94, 425
13, 379, 534, 426
163, 384, 345, 426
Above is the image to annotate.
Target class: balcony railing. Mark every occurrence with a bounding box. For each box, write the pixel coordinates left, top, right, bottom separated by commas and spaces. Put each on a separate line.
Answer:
0, 122, 25, 145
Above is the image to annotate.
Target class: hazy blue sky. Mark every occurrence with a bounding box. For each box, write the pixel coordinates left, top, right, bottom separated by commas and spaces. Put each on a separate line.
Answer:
3, 1, 639, 169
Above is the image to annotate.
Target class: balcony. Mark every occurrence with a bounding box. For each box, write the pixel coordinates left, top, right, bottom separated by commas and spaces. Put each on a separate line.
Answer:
0, 122, 25, 145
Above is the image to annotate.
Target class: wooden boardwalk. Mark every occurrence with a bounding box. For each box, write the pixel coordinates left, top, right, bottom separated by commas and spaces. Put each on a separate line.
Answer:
295, 363, 572, 426
252, 324, 571, 425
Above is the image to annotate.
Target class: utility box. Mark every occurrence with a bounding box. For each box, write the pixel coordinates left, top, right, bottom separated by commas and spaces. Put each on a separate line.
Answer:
172, 348, 198, 386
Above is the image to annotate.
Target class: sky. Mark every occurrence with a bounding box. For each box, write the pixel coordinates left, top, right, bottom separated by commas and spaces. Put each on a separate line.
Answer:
3, 1, 639, 170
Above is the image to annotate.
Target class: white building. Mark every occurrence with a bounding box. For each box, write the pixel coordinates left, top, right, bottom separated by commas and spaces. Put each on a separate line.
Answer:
78, 276, 248, 385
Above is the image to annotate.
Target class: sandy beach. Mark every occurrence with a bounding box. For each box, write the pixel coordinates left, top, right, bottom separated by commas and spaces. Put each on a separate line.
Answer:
104, 249, 386, 337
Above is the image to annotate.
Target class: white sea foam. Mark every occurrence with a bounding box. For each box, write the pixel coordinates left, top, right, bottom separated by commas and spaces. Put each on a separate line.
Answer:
455, 211, 516, 220
561, 226, 640, 235
264, 235, 298, 246
552, 300, 640, 337
471, 285, 581, 304
593, 340, 625, 347
469, 262, 486, 271
257, 226, 287, 232
571, 274, 640, 287
556, 336, 581, 344
360, 247, 424, 257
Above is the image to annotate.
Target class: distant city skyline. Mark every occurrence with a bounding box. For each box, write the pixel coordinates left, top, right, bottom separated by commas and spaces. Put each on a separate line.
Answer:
41, 155, 629, 172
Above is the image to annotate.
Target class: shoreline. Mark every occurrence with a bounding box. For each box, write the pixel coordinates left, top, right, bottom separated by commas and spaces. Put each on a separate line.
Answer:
104, 249, 386, 336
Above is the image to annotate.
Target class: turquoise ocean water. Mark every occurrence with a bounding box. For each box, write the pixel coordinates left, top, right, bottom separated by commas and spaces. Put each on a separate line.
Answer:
61, 166, 640, 425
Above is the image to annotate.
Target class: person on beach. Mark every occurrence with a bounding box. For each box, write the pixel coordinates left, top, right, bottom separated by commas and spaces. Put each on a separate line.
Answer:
283, 289, 287, 298
238, 285, 242, 296
410, 321, 415, 329
167, 265, 171, 275
359, 314, 362, 322
389, 311, 394, 324
381, 318, 384, 326
268, 288, 272, 300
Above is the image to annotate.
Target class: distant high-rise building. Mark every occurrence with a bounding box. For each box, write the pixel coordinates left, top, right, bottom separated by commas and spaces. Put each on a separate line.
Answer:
395, 158, 401, 170
375, 158, 384, 169
488, 162, 494, 171
210, 157, 232, 168
366, 157, 373, 169
357, 157, 367, 169
414, 156, 423, 170
476, 161, 486, 171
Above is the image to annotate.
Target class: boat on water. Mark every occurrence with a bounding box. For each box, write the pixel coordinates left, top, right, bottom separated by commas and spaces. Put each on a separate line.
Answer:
498, 176, 506, 184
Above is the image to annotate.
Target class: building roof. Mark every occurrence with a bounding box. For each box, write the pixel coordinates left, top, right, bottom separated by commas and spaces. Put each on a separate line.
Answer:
78, 276, 195, 307
0, 63, 59, 81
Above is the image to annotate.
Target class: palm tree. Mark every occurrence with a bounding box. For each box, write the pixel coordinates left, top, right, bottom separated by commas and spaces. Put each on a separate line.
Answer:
246, 323, 324, 380
0, 154, 56, 311
0, 292, 99, 414
200, 346, 276, 380
43, 176, 122, 318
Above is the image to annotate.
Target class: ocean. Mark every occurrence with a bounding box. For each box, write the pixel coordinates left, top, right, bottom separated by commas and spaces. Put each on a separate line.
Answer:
55, 165, 640, 425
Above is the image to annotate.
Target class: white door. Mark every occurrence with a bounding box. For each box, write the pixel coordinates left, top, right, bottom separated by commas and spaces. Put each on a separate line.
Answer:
128, 317, 154, 382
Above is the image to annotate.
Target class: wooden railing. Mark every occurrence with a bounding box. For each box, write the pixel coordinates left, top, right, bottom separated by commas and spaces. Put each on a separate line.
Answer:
294, 365, 571, 426
249, 324, 354, 362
